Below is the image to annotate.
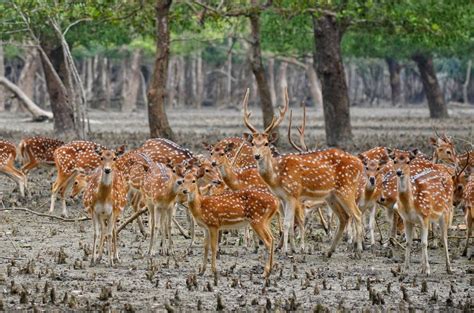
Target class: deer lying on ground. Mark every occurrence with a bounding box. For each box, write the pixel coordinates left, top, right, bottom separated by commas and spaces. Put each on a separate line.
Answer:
389, 149, 453, 274
0, 139, 26, 197
17, 136, 64, 175
83, 147, 128, 266
178, 168, 278, 277
243, 89, 364, 256
50, 141, 108, 217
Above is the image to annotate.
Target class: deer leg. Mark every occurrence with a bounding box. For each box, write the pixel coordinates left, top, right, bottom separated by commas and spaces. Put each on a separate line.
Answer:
200, 229, 210, 275
420, 220, 430, 275
337, 196, 363, 257
167, 204, 176, 255
430, 222, 439, 249
21, 159, 39, 175
106, 214, 115, 267
403, 221, 414, 273
282, 198, 297, 255
91, 212, 99, 266
439, 214, 452, 274
147, 203, 156, 256
368, 204, 376, 247
463, 207, 472, 257
113, 215, 120, 264
209, 227, 219, 275
187, 207, 195, 248
252, 222, 274, 277
295, 202, 305, 253
384, 204, 396, 247
326, 198, 349, 258
2, 163, 26, 197
97, 216, 107, 263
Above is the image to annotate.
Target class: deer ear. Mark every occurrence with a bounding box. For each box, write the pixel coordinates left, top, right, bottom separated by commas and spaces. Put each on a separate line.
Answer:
379, 155, 389, 166
357, 153, 368, 165
429, 137, 438, 147
243, 133, 253, 143
224, 142, 235, 153
95, 147, 102, 156
202, 142, 213, 151
115, 145, 126, 156
268, 132, 278, 144
196, 167, 205, 179
409, 148, 419, 160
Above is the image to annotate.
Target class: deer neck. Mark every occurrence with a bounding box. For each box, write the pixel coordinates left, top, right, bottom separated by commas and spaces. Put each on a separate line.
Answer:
97, 170, 114, 202
218, 160, 240, 190
397, 173, 414, 210
186, 186, 202, 220
256, 150, 278, 187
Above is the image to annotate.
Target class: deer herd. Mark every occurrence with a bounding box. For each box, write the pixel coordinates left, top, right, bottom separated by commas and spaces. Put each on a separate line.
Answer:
0, 90, 472, 278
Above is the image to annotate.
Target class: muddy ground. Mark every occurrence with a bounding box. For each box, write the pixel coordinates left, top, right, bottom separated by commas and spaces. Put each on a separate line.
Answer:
0, 106, 473, 311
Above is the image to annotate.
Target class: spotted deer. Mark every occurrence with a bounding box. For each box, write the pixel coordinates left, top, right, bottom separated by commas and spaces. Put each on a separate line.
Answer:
17, 136, 64, 174
460, 169, 473, 258
430, 134, 473, 171
83, 147, 128, 266
0, 139, 26, 197
50, 141, 108, 217
389, 149, 453, 274
204, 137, 256, 168
138, 153, 186, 256
178, 169, 278, 277
243, 89, 364, 256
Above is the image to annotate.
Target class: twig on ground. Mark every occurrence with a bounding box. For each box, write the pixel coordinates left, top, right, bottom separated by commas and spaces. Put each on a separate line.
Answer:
1, 208, 89, 222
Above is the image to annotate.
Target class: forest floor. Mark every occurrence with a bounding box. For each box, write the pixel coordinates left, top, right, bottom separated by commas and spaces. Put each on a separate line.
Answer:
0, 106, 473, 311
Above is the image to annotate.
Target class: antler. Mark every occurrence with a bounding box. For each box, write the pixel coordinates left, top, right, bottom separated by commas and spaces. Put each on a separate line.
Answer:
288, 110, 304, 152
287, 104, 309, 153
297, 103, 308, 151
242, 88, 258, 133
264, 88, 289, 134
456, 147, 470, 179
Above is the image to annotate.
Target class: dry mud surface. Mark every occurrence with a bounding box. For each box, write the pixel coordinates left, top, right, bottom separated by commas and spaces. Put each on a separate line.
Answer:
0, 107, 473, 311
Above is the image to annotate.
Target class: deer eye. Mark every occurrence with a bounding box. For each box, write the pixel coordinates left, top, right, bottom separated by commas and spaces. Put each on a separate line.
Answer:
264, 142, 269, 146
100, 157, 104, 161
457, 185, 463, 191
377, 167, 380, 171
113, 157, 117, 161
205, 169, 209, 173
394, 161, 398, 164
74, 181, 78, 185
447, 151, 451, 155
220, 153, 225, 156
192, 180, 196, 183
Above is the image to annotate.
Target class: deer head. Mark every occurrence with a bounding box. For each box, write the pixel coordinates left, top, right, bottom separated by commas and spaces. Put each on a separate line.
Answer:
242, 88, 289, 161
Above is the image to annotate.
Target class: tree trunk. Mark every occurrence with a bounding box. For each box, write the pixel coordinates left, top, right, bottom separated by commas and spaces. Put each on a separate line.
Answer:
40, 43, 76, 135
386, 57, 402, 106
226, 38, 233, 106
12, 47, 39, 112
122, 50, 141, 113
248, 0, 276, 133
305, 58, 323, 109
147, 0, 174, 139
463, 60, 472, 104
167, 57, 177, 108
277, 61, 288, 106
268, 58, 276, 105
412, 53, 448, 118
0, 77, 53, 120
177, 56, 186, 107
312, 14, 352, 147
195, 51, 203, 108
0, 43, 4, 112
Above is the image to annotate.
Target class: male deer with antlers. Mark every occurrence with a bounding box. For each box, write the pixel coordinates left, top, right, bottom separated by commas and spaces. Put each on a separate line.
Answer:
389, 149, 453, 274
83, 147, 128, 266
243, 89, 365, 256
178, 168, 278, 277
0, 140, 26, 197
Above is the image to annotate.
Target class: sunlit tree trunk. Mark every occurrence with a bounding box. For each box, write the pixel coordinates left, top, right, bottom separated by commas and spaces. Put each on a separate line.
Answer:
0, 43, 5, 112
122, 50, 141, 113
